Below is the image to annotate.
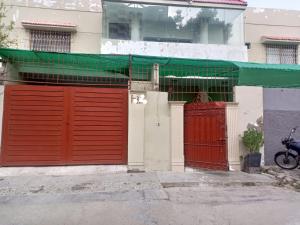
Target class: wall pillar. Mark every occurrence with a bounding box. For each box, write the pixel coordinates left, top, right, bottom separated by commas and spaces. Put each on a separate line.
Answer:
128, 91, 171, 171
199, 20, 209, 44
226, 103, 240, 171
169, 101, 185, 172
128, 91, 145, 170
131, 13, 140, 41
144, 91, 170, 171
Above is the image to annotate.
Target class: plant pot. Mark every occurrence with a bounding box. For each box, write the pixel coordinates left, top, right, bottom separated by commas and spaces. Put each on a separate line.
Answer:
243, 152, 262, 173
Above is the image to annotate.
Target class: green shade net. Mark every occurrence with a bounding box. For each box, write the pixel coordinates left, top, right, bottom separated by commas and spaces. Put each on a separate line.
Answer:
0, 48, 130, 79
0, 48, 239, 81
1, 48, 300, 88
234, 61, 300, 88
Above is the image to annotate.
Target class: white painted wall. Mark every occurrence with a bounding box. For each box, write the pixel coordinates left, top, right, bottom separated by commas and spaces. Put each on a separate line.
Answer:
128, 92, 145, 170
169, 101, 185, 172
234, 86, 264, 165
226, 102, 240, 171
101, 39, 248, 61
128, 90, 187, 172
144, 92, 171, 171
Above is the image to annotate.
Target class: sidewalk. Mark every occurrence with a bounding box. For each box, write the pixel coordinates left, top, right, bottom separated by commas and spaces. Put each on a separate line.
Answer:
1, 166, 299, 225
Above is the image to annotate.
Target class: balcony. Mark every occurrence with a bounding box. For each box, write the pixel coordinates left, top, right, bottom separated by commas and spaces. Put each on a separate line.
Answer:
101, 1, 247, 61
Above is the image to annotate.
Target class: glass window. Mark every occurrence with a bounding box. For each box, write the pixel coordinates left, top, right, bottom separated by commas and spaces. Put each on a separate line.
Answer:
266, 44, 298, 64
109, 23, 131, 40
102, 1, 244, 45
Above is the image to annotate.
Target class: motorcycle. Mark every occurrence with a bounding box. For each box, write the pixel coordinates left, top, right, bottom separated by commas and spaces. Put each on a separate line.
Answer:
274, 127, 300, 170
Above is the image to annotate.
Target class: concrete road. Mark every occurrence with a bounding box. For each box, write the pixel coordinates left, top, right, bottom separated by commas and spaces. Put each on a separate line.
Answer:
0, 167, 300, 225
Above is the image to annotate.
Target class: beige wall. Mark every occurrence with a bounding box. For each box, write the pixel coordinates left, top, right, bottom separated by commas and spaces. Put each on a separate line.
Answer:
169, 101, 185, 172
245, 8, 300, 63
5, 0, 102, 11
234, 86, 264, 165
128, 91, 185, 172
5, 1, 102, 53
128, 93, 145, 170
144, 92, 171, 171
226, 103, 240, 171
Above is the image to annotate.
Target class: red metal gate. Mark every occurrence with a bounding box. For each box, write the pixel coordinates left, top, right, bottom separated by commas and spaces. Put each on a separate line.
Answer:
184, 102, 228, 170
1, 85, 128, 166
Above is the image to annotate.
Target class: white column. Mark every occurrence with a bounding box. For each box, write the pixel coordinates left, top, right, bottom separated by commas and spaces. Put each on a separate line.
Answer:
131, 13, 140, 41
169, 101, 185, 172
144, 91, 171, 171
199, 21, 209, 44
226, 102, 241, 171
151, 64, 159, 91
128, 91, 145, 171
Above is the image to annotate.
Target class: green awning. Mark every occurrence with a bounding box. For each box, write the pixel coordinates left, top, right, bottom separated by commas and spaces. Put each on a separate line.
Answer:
1, 48, 300, 88
233, 61, 300, 88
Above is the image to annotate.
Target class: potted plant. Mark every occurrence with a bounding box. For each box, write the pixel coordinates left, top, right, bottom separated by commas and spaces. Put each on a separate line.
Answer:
242, 127, 264, 173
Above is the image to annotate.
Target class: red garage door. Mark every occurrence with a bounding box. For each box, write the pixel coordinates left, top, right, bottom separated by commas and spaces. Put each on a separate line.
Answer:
0, 85, 128, 166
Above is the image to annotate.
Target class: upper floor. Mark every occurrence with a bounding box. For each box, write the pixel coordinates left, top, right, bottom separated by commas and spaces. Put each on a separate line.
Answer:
245, 7, 300, 65
101, 0, 247, 60
4, 0, 248, 61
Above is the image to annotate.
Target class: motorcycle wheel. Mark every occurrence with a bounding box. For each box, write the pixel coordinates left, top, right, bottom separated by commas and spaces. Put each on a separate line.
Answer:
274, 151, 299, 170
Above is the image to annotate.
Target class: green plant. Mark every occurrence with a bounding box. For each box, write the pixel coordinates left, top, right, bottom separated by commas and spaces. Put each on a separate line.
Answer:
242, 128, 264, 153
0, 1, 15, 48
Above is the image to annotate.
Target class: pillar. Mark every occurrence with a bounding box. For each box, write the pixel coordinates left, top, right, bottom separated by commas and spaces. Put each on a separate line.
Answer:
199, 20, 209, 44
226, 102, 240, 171
128, 91, 145, 170
131, 13, 140, 41
169, 101, 185, 172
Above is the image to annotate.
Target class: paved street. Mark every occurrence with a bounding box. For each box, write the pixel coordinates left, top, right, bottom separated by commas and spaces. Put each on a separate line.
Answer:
0, 166, 300, 225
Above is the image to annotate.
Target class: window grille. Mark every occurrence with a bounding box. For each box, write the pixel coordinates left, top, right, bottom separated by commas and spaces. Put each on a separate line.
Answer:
266, 44, 298, 64
30, 30, 71, 53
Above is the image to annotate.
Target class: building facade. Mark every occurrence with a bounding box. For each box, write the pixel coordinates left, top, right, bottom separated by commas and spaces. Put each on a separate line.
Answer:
5, 0, 247, 61
5, 0, 102, 53
0, 0, 263, 172
245, 7, 300, 64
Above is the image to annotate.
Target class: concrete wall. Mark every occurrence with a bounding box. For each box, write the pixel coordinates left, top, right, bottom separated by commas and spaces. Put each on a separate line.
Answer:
128, 94, 145, 170
169, 102, 185, 172
245, 8, 300, 63
5, 0, 102, 53
263, 88, 300, 165
234, 86, 264, 164
144, 92, 171, 171
128, 91, 185, 172
103, 0, 246, 10
101, 39, 248, 61
226, 103, 240, 171
128, 91, 171, 171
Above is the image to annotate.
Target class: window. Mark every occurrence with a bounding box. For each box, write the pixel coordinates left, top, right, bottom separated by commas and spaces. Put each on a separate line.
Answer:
109, 23, 131, 40
266, 44, 298, 64
102, 1, 244, 45
30, 30, 71, 53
